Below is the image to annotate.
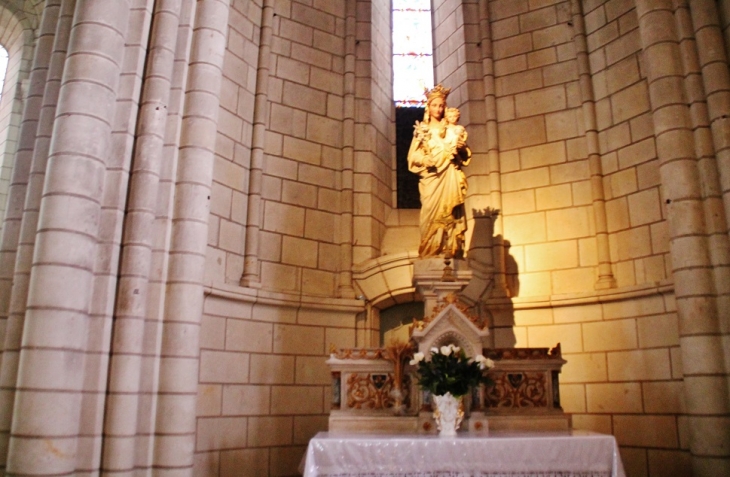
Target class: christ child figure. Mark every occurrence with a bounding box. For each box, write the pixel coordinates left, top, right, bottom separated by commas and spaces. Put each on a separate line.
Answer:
445, 107, 467, 156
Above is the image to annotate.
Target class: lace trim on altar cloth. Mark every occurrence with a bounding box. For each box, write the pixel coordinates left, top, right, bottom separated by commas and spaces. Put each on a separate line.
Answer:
317, 472, 612, 477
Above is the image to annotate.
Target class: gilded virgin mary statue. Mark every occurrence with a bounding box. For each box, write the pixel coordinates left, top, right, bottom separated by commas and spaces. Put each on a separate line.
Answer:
407, 85, 471, 258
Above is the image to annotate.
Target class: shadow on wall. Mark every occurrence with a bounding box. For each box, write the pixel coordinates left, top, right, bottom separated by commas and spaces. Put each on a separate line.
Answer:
461, 208, 517, 348
379, 301, 424, 345
504, 239, 519, 298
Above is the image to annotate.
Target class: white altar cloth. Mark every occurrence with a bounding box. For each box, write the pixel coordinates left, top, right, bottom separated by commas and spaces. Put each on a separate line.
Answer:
302, 430, 626, 477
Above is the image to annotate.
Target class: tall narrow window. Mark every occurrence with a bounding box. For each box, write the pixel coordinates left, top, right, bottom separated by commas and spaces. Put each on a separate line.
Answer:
393, 0, 434, 209
0, 46, 7, 103
392, 0, 434, 106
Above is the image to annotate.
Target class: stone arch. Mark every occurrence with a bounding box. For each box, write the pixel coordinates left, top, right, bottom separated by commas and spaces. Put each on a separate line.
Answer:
431, 329, 475, 356
0, 0, 43, 31
352, 252, 422, 347
352, 251, 419, 310
0, 0, 39, 227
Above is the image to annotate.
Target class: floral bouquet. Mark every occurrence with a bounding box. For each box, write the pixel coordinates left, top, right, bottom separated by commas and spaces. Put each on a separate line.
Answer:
409, 344, 494, 397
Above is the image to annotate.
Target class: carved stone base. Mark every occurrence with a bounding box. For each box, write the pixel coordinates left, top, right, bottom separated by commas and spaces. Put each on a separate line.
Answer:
486, 413, 571, 431
330, 412, 567, 435
328, 413, 419, 434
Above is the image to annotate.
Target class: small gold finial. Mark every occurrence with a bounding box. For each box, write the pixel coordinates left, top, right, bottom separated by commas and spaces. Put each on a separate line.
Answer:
442, 252, 455, 282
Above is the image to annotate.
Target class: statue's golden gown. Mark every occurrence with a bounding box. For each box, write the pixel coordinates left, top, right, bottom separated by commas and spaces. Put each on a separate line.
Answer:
407, 121, 471, 258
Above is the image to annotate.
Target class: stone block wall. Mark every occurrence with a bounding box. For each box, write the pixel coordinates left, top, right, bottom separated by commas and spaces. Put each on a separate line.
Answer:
583, 0, 668, 288
190, 0, 730, 475
205, 0, 258, 285
507, 291, 689, 474
207, 0, 348, 297
194, 289, 358, 476
353, 0, 394, 264
478, 0, 668, 298
197, 2, 361, 474
490, 0, 597, 297
259, 0, 345, 296
0, 0, 722, 474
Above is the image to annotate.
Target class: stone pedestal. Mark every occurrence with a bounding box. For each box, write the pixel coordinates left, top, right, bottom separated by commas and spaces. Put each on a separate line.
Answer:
413, 258, 472, 317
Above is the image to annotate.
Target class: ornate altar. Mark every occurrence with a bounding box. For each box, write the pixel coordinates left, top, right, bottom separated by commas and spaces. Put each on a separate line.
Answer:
327, 259, 570, 433
327, 259, 570, 434
327, 342, 569, 434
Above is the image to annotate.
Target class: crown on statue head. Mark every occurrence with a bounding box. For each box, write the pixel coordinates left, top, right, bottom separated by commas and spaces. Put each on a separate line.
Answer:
424, 84, 451, 102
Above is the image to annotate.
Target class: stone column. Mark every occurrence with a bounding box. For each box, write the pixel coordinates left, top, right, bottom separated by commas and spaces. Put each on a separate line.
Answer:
685, 0, 730, 473
101, 0, 182, 473
478, 0, 508, 297
689, 0, 730, 238
0, 1, 61, 469
636, 0, 730, 474
688, 0, 730, 342
338, 0, 356, 298
5, 0, 130, 474
135, 1, 196, 470
240, 0, 273, 288
719, 0, 730, 54
0, 1, 59, 318
674, 0, 730, 387
152, 0, 229, 473
570, 0, 616, 290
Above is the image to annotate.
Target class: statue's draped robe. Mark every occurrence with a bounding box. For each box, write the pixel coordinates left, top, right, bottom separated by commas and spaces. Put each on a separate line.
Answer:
408, 121, 471, 257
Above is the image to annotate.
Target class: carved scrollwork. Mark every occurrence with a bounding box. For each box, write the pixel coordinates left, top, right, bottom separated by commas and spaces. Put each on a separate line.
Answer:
485, 345, 561, 360
332, 348, 389, 360
424, 295, 484, 330
346, 373, 395, 410
485, 371, 547, 409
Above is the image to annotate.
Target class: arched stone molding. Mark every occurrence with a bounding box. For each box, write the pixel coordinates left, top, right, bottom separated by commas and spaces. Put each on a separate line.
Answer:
0, 1, 43, 30
412, 303, 491, 358
353, 251, 418, 310
352, 252, 418, 348
431, 330, 476, 356
0, 1, 37, 230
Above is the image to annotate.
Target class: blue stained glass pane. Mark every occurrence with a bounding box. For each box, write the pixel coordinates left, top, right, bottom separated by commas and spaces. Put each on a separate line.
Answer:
393, 0, 431, 9
392, 11, 433, 55
393, 55, 433, 106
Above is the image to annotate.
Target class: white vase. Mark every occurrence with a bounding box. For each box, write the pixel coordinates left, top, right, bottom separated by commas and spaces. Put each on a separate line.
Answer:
431, 392, 464, 437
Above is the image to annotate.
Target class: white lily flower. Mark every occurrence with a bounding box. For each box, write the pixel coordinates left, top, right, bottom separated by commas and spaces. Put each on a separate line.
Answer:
430, 347, 439, 354
451, 345, 460, 354
475, 354, 494, 370
440, 345, 452, 356
409, 352, 425, 366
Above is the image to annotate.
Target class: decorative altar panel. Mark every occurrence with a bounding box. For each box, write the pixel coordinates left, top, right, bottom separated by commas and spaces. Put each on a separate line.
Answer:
302, 431, 626, 477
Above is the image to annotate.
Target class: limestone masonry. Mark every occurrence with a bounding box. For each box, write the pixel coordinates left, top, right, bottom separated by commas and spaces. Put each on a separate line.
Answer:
0, 0, 727, 476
